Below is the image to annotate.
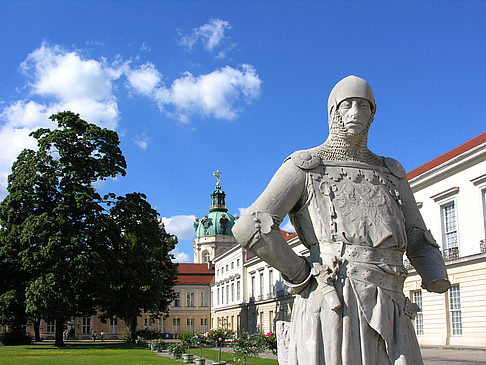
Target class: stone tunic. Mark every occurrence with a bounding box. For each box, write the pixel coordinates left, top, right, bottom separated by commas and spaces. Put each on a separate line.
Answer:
286, 158, 423, 365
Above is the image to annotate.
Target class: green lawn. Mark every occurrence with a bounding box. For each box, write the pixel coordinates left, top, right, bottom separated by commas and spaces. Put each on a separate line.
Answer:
0, 343, 181, 365
189, 348, 278, 365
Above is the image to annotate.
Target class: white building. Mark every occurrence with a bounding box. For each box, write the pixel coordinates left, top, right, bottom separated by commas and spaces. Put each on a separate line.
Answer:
404, 131, 486, 347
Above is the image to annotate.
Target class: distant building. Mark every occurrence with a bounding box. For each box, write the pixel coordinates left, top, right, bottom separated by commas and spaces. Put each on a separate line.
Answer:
403, 131, 486, 347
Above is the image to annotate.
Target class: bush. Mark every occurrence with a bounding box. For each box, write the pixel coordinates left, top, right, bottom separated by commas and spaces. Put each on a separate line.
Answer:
150, 338, 167, 352
232, 331, 264, 365
168, 341, 185, 359
135, 329, 164, 340
259, 332, 277, 355
2, 331, 33, 345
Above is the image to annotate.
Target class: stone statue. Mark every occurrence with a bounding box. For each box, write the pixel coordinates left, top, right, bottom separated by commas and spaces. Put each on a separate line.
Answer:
232, 76, 450, 365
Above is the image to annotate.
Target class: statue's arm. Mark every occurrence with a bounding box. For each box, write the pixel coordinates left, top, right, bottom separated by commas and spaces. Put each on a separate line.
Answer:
232, 159, 310, 288
398, 175, 451, 293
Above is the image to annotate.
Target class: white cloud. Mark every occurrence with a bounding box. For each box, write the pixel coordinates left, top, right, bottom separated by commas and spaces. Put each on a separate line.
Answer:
161, 214, 197, 240
0, 43, 125, 197
237, 207, 249, 216
133, 133, 150, 150
133, 64, 261, 123
171, 247, 191, 263
179, 18, 231, 53
126, 63, 161, 96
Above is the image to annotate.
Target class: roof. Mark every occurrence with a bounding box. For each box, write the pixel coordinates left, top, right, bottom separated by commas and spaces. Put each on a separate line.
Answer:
281, 229, 297, 241
176, 263, 215, 285
407, 132, 486, 180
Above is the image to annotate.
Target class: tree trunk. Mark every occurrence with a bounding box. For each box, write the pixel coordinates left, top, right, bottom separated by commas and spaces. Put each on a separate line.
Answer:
33, 320, 41, 342
54, 319, 65, 347
129, 316, 137, 342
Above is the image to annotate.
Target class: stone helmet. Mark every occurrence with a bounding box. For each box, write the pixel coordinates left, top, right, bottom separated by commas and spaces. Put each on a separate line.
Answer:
327, 75, 376, 117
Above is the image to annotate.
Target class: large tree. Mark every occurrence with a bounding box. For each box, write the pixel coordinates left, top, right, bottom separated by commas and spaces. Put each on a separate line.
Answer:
101, 192, 178, 341
0, 111, 126, 346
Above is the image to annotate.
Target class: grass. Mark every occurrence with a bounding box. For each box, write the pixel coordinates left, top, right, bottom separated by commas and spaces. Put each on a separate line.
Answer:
0, 342, 182, 365
189, 348, 278, 365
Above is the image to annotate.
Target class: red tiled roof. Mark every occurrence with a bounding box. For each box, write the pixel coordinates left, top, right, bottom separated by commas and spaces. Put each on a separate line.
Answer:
407, 132, 486, 180
281, 229, 297, 241
176, 263, 214, 285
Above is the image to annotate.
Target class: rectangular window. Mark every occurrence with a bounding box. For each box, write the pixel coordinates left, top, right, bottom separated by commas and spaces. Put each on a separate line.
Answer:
221, 286, 224, 305
237, 280, 241, 301
441, 201, 459, 258
231, 262, 234, 270
110, 318, 118, 334
269, 269, 274, 296
226, 284, 229, 304
251, 275, 255, 298
159, 318, 166, 333
173, 292, 181, 307
412, 290, 424, 335
260, 271, 264, 297
186, 292, 195, 307
144, 318, 152, 330
237, 258, 240, 267
217, 288, 220, 305
46, 320, 55, 334
450, 285, 462, 336
173, 318, 181, 334
82, 317, 91, 334
200, 318, 208, 332
200, 291, 209, 307
231, 282, 235, 302
186, 318, 194, 332
269, 311, 274, 332
226, 264, 228, 272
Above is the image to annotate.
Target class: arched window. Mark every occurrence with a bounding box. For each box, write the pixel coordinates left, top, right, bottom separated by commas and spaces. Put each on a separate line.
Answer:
203, 251, 211, 263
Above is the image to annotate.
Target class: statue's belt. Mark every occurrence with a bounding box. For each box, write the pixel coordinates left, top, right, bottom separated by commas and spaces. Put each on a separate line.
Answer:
318, 242, 406, 292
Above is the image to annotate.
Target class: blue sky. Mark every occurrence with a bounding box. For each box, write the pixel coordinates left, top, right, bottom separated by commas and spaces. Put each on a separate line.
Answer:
1, 1, 485, 262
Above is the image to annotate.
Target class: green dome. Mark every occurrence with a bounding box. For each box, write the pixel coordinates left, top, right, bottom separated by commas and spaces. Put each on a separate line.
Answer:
194, 210, 236, 238
194, 183, 237, 238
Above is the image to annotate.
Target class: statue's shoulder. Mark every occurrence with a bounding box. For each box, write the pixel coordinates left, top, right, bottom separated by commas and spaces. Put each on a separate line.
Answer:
284, 147, 321, 170
383, 156, 406, 179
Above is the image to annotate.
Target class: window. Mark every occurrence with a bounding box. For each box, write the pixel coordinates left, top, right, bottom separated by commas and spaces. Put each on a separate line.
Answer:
173, 318, 181, 334
226, 264, 228, 272
237, 280, 241, 301
237, 258, 240, 267
269, 311, 274, 332
260, 271, 264, 297
221, 286, 224, 305
226, 284, 229, 304
217, 269, 219, 276
200, 291, 209, 307
450, 285, 462, 336
231, 262, 234, 270
217, 288, 220, 305
200, 318, 208, 332
441, 202, 459, 258
412, 290, 424, 335
204, 252, 211, 263
144, 318, 152, 330
46, 320, 55, 334
269, 269, 274, 296
82, 317, 91, 334
159, 318, 166, 333
251, 275, 255, 298
173, 292, 181, 307
186, 292, 195, 307
186, 318, 194, 332
110, 318, 118, 334
231, 282, 235, 302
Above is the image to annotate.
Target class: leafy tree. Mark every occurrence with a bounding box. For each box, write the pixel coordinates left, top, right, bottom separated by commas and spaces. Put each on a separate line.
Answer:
100, 192, 178, 341
0, 111, 126, 346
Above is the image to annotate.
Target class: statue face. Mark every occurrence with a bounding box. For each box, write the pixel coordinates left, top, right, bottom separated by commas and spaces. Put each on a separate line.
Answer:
337, 98, 372, 135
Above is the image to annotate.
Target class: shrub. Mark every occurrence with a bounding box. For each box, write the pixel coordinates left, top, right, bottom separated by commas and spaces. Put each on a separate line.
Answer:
1, 331, 33, 345
150, 338, 167, 352
168, 341, 185, 359
232, 331, 264, 365
207, 328, 234, 363
260, 331, 277, 355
